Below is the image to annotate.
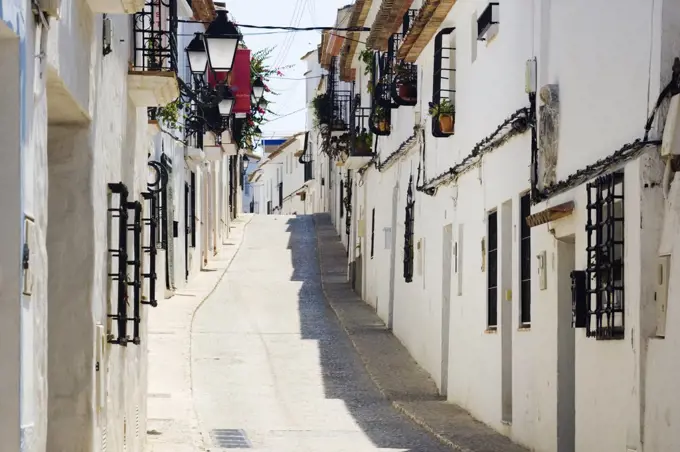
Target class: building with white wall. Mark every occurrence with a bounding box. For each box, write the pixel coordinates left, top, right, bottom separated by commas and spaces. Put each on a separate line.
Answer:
242, 151, 261, 213
0, 0, 245, 450
249, 133, 315, 215
311, 1, 680, 451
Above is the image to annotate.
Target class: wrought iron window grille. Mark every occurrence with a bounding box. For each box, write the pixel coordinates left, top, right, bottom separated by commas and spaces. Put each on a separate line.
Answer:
370, 53, 392, 136
131, 0, 179, 73
584, 171, 625, 340
107, 183, 130, 346
148, 160, 170, 250
520, 193, 531, 325
141, 191, 158, 308
370, 208, 376, 259
487, 210, 498, 328
127, 201, 143, 344
477, 2, 499, 41
431, 27, 456, 138
340, 179, 345, 218
190, 171, 197, 248
403, 175, 415, 283
345, 171, 352, 242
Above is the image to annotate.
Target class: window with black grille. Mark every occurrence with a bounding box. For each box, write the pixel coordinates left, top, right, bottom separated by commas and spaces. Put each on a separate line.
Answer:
585, 172, 624, 340
403, 176, 415, 283
431, 27, 456, 137
370, 208, 376, 259
190, 171, 196, 248
340, 179, 344, 218
487, 210, 498, 328
520, 193, 531, 326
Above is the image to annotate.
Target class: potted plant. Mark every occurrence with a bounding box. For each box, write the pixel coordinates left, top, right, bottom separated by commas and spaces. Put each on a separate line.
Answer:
428, 98, 455, 133
395, 64, 417, 101
312, 93, 330, 126
353, 128, 372, 154
373, 106, 389, 132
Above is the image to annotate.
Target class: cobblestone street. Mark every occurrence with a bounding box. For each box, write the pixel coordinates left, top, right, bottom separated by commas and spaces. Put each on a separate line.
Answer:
190, 215, 452, 451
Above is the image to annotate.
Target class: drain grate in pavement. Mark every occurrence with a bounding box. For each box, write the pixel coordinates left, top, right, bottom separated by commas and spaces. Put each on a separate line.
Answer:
210, 429, 252, 448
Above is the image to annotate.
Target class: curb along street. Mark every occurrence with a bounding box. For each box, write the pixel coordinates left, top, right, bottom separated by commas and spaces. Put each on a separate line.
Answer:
312, 213, 529, 452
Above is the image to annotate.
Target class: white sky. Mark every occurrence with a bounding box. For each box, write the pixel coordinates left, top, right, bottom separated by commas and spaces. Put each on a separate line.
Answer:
225, 0, 351, 140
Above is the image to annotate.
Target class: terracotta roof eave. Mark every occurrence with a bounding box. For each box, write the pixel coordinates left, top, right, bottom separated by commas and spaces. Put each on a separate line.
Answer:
191, 0, 216, 23
340, 0, 373, 81
400, 0, 458, 63
366, 0, 414, 51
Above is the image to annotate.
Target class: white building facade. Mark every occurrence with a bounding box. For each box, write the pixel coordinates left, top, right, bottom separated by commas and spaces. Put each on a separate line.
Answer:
312, 1, 680, 451
0, 0, 244, 450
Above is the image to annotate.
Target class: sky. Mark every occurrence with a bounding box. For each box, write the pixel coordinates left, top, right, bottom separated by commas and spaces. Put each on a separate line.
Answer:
225, 0, 351, 140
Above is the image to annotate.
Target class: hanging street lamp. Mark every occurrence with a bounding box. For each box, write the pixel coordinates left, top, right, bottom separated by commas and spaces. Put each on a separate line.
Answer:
218, 87, 235, 116
251, 76, 265, 103
186, 32, 209, 75
203, 10, 242, 72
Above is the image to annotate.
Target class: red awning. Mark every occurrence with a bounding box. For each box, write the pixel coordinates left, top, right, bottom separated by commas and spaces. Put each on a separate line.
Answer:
206, 49, 252, 114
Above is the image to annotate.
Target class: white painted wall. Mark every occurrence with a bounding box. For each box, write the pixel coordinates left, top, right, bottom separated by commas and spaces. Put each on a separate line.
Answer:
321, 0, 680, 451
0, 0, 231, 450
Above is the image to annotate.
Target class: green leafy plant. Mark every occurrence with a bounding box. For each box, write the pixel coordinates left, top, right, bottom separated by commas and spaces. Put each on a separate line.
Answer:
428, 98, 455, 117
372, 106, 390, 133
353, 128, 372, 153
312, 93, 330, 127
359, 49, 375, 94
154, 98, 186, 130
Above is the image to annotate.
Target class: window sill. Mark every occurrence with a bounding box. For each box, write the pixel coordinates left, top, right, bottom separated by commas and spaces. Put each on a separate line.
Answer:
484, 327, 498, 334
518, 324, 531, 331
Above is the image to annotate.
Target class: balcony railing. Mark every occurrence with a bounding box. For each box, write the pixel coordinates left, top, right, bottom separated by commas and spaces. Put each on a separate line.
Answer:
388, 33, 417, 106
328, 57, 351, 133
350, 95, 373, 157
131, 0, 178, 72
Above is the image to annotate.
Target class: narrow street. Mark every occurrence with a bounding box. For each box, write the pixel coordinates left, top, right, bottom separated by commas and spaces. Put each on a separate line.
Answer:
190, 215, 451, 451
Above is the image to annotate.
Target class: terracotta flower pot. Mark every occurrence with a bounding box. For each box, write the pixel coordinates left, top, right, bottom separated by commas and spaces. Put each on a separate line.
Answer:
439, 114, 454, 133
398, 83, 417, 101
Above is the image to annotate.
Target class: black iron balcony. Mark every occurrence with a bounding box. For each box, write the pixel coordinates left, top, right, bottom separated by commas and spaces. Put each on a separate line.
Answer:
330, 89, 352, 133
131, 0, 178, 72
388, 33, 417, 106
128, 0, 180, 107
346, 95, 374, 170
350, 95, 373, 157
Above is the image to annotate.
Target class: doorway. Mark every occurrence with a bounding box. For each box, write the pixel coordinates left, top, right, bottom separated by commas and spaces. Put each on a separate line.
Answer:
441, 224, 453, 395
557, 236, 576, 452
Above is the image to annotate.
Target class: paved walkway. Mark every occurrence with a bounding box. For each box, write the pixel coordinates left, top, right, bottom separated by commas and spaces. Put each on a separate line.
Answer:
147, 213, 528, 452
191, 214, 451, 451
314, 213, 528, 452
146, 215, 252, 452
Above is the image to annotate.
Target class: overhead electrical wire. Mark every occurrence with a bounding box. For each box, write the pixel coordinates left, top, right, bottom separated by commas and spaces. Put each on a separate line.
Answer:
177, 19, 370, 32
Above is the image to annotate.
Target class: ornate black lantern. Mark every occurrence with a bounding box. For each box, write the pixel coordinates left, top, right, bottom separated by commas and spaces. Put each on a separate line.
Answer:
186, 32, 208, 75
203, 10, 242, 72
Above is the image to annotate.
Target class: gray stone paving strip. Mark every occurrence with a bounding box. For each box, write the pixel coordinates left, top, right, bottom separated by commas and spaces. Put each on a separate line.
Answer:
313, 213, 530, 452
145, 216, 253, 452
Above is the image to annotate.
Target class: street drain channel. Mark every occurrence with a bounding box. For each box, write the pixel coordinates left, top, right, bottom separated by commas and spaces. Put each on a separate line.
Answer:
210, 429, 252, 449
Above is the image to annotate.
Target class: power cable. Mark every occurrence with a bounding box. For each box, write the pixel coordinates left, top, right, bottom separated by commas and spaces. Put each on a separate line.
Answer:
177, 19, 371, 32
